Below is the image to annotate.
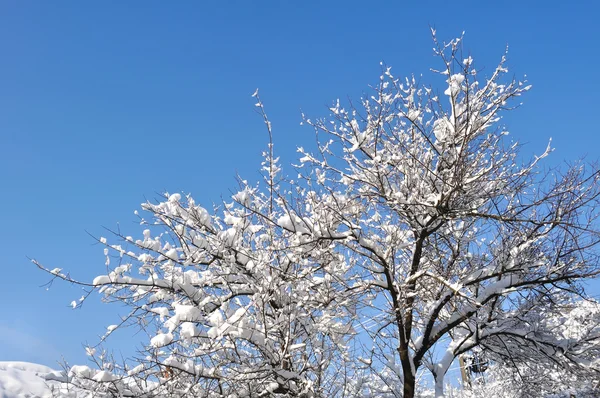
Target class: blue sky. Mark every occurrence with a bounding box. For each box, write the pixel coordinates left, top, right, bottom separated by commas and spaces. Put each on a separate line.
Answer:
0, 1, 598, 368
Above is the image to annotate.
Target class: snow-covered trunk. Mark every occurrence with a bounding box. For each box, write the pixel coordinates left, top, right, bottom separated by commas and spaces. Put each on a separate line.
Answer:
431, 351, 455, 398
434, 374, 445, 398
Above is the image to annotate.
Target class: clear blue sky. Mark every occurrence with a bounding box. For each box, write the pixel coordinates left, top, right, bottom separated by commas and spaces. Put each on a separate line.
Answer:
1, 1, 598, 368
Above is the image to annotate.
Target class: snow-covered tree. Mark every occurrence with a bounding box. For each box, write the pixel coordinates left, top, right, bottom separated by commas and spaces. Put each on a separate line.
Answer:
34, 32, 600, 398
464, 298, 600, 398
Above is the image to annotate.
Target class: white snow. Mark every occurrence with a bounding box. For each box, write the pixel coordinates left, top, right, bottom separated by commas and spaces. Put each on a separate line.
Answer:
69, 365, 93, 378
150, 332, 173, 347
0, 361, 66, 398
92, 370, 115, 382
168, 193, 181, 203
92, 275, 110, 286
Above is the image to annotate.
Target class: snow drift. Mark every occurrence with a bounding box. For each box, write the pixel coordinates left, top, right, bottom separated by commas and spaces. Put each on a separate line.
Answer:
0, 361, 67, 398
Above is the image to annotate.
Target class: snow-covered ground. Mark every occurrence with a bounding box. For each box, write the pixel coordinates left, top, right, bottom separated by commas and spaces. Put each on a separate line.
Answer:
0, 362, 68, 398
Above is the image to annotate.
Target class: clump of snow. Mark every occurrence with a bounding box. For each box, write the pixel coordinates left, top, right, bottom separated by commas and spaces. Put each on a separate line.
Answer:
92, 370, 115, 382
444, 73, 465, 96
69, 365, 93, 378
92, 275, 110, 286
150, 332, 173, 347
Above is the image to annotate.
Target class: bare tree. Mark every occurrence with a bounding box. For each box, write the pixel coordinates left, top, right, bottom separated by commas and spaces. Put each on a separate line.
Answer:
35, 32, 600, 397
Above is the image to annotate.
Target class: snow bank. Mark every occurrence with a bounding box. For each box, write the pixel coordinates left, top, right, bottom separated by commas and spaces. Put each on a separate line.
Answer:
0, 361, 64, 398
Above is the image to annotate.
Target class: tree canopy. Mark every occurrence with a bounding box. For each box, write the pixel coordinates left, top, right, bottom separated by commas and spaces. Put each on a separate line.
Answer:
35, 33, 600, 398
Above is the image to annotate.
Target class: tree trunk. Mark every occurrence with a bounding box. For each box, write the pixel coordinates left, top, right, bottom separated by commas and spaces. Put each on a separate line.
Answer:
434, 375, 444, 398
399, 344, 416, 398
403, 370, 416, 398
